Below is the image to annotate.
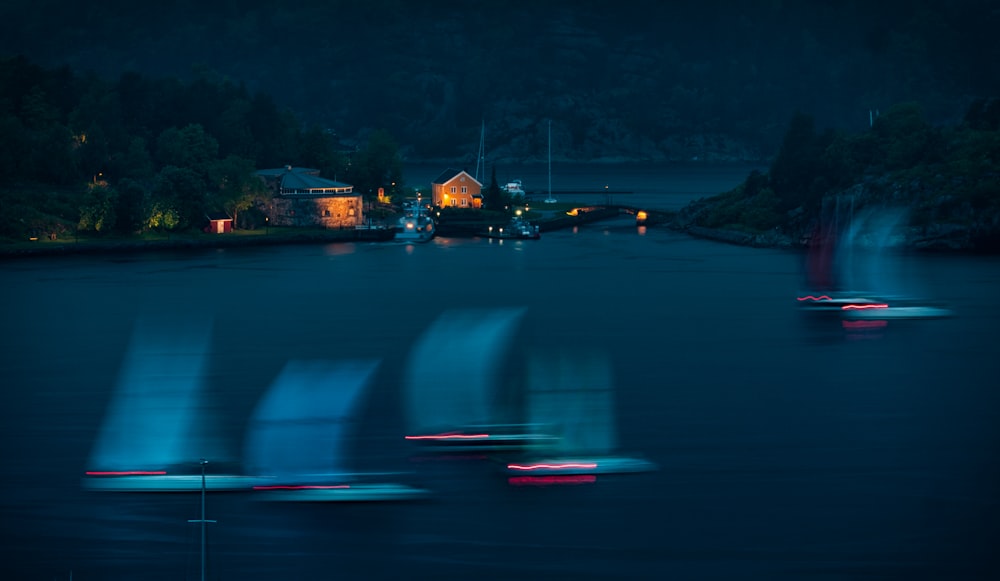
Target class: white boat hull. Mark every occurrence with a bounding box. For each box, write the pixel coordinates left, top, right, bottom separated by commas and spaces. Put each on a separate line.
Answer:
505, 455, 657, 476
841, 305, 954, 320
82, 474, 260, 492
251, 483, 429, 502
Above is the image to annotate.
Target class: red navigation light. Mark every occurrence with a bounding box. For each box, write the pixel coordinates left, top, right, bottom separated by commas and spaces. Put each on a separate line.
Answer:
404, 433, 490, 440
842, 320, 888, 329
507, 462, 598, 471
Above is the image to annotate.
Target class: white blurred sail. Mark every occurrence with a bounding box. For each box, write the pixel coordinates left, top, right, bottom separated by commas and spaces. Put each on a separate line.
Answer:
526, 349, 616, 455
507, 347, 656, 476
88, 317, 212, 472
245, 359, 378, 483
404, 308, 526, 435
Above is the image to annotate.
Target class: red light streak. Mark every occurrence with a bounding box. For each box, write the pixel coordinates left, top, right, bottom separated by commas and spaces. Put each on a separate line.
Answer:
508, 462, 598, 471
797, 295, 832, 301
842, 304, 889, 310
404, 433, 490, 440
508, 475, 597, 486
842, 320, 888, 329
253, 485, 350, 490
85, 470, 167, 476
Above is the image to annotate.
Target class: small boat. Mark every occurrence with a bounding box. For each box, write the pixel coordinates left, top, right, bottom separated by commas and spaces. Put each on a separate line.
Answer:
502, 179, 526, 198
83, 317, 255, 492
503, 348, 656, 478
395, 200, 435, 242
246, 359, 427, 502
403, 308, 557, 453
483, 215, 540, 240
840, 298, 954, 320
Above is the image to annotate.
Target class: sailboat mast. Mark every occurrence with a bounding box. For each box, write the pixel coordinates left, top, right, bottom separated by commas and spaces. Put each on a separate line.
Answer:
547, 120, 551, 199
476, 120, 485, 183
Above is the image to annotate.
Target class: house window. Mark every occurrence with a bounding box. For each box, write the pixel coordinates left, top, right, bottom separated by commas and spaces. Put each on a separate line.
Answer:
461, 198, 468, 207
461, 186, 467, 194
450, 198, 457, 207
324, 209, 331, 217
348, 208, 355, 216
450, 186, 456, 194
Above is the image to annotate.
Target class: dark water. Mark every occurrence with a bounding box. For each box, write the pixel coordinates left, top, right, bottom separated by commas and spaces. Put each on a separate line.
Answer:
2, 173, 1000, 580
404, 161, 766, 210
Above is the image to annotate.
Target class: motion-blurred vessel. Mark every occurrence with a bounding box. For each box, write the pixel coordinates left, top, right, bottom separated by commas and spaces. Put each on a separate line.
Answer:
504, 348, 656, 477
83, 317, 255, 492
246, 359, 427, 502
403, 308, 556, 453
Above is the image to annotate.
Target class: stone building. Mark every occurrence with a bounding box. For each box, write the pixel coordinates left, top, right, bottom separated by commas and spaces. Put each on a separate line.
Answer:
256, 166, 363, 228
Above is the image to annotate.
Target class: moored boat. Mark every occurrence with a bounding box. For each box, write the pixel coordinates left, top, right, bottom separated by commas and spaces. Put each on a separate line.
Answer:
395, 199, 436, 242
482, 215, 540, 240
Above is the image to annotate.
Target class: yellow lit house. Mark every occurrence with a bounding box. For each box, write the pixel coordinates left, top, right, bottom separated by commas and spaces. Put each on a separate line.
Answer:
431, 168, 483, 209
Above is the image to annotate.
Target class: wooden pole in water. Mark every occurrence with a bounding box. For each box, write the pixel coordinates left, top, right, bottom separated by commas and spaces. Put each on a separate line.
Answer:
188, 459, 216, 581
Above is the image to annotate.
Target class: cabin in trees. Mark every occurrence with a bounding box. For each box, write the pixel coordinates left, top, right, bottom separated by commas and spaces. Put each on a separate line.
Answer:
204, 212, 233, 234
256, 166, 363, 228
431, 169, 482, 209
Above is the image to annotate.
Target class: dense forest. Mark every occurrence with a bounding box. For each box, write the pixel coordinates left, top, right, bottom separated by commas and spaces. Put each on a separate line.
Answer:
677, 99, 1000, 251
2, 0, 997, 162
2, 1, 998, 248
0, 56, 406, 241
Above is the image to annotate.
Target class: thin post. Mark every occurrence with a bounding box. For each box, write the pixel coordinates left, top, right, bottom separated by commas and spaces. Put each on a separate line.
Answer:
188, 459, 216, 581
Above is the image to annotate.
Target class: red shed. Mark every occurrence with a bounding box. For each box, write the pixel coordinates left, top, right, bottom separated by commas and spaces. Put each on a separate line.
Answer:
205, 212, 233, 234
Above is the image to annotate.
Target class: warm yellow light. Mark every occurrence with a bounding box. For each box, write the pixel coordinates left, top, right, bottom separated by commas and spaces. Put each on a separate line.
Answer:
636, 211, 647, 221
566, 208, 579, 216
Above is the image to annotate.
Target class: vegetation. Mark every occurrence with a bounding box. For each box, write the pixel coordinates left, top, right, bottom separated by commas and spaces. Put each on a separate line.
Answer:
0, 56, 408, 243
683, 99, 1000, 250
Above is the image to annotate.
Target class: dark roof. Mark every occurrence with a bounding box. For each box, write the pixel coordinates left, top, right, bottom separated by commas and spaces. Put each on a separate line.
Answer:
255, 166, 353, 192
255, 166, 320, 178
279, 171, 352, 191
433, 168, 462, 184
206, 212, 232, 221
432, 168, 481, 187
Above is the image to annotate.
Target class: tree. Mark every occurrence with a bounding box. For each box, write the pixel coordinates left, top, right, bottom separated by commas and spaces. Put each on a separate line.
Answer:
151, 165, 206, 229
347, 129, 403, 205
207, 155, 270, 228
155, 123, 219, 171
483, 166, 506, 211
114, 178, 146, 234
77, 184, 117, 233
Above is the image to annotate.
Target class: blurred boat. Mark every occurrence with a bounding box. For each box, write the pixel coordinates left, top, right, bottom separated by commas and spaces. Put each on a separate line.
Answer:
483, 215, 540, 240
502, 179, 526, 198
83, 317, 255, 492
246, 359, 427, 502
395, 200, 435, 242
403, 308, 556, 453
799, 200, 953, 319
504, 348, 656, 477
840, 298, 954, 320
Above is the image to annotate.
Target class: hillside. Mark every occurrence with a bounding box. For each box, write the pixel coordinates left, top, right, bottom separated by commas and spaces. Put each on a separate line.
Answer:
2, 0, 997, 163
